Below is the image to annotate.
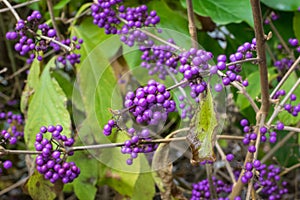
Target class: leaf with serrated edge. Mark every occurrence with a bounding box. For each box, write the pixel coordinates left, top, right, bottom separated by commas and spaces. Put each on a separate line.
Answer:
24, 58, 71, 150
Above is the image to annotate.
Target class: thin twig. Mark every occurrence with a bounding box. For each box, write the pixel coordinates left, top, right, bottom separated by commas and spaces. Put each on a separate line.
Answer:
270, 56, 300, 98
1, 0, 20, 21
218, 70, 259, 113
0, 68, 7, 74
39, 35, 72, 52
268, 18, 294, 59
226, 57, 259, 67
215, 142, 236, 184
46, 0, 61, 40
271, 125, 300, 133
0, 0, 40, 13
266, 43, 277, 63
280, 163, 300, 176
0, 177, 28, 196
186, 0, 198, 48
206, 164, 217, 200
0, 134, 243, 155
267, 77, 300, 126
6, 64, 30, 80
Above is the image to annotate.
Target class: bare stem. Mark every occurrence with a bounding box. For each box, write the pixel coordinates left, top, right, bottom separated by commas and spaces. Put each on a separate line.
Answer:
186, 0, 198, 48
206, 164, 217, 200
226, 57, 259, 67
0, 0, 40, 13
2, 0, 21, 21
280, 163, 300, 176
270, 56, 300, 98
215, 142, 236, 184
39, 35, 72, 51
251, 0, 269, 115
0, 134, 242, 156
268, 18, 294, 59
46, 0, 61, 40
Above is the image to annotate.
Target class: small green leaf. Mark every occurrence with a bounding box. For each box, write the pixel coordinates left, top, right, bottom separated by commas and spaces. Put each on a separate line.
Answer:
187, 88, 217, 164
24, 170, 63, 200
261, 0, 300, 11
53, 0, 71, 10
180, 0, 254, 27
71, 150, 98, 200
24, 58, 71, 150
294, 12, 300, 40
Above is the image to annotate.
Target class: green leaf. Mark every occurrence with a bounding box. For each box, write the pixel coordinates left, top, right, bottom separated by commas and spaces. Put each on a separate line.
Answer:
53, 0, 71, 10
147, 0, 189, 35
261, 0, 300, 11
98, 131, 140, 196
20, 59, 40, 113
187, 88, 217, 164
236, 71, 261, 111
24, 58, 71, 150
24, 170, 63, 200
180, 0, 254, 27
294, 12, 300, 40
71, 150, 98, 200
132, 170, 155, 200
70, 3, 93, 26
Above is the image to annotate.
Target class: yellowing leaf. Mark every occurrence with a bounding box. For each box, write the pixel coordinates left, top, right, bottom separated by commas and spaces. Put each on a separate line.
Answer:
187, 88, 218, 165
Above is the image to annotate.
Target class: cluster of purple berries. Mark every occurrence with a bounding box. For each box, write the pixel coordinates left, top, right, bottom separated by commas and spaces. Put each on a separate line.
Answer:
57, 36, 83, 66
254, 164, 288, 200
178, 48, 212, 95
241, 161, 288, 200
6, 10, 83, 66
140, 39, 179, 80
119, 5, 160, 29
264, 11, 279, 24
0, 111, 24, 145
273, 38, 300, 79
0, 111, 24, 175
190, 176, 235, 200
91, 0, 160, 35
273, 90, 300, 117
213, 39, 256, 91
124, 80, 176, 125
91, 0, 122, 34
34, 125, 80, 184
120, 128, 158, 165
